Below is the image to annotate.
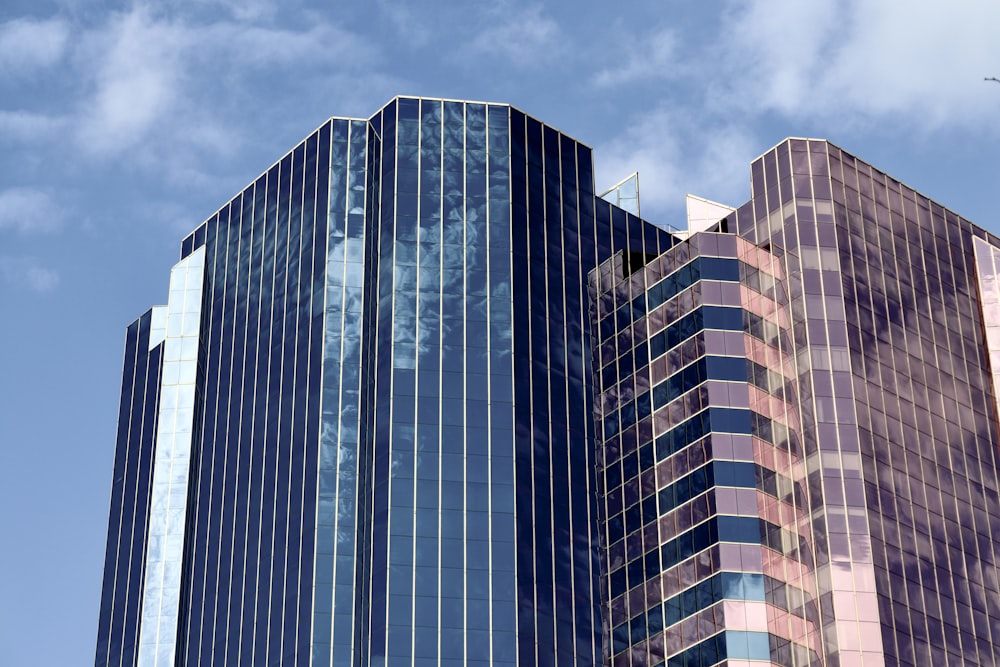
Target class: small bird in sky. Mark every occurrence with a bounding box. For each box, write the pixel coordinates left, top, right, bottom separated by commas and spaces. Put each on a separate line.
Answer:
987, 77, 1000, 83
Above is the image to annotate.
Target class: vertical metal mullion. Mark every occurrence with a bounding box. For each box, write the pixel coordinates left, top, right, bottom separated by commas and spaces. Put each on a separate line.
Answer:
107, 320, 139, 667
260, 159, 286, 664
461, 101, 469, 665
483, 103, 493, 666
409, 108, 422, 661
274, 149, 297, 660
190, 211, 222, 666
225, 193, 250, 667
436, 106, 445, 663
242, 171, 269, 665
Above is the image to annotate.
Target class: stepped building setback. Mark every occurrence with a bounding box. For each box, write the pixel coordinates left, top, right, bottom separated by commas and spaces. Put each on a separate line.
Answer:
97, 96, 1000, 667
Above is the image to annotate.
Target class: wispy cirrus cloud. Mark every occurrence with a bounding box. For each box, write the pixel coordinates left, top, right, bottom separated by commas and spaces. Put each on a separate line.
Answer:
55, 4, 394, 192
590, 0, 1000, 224
0, 17, 70, 74
0, 255, 60, 292
0, 188, 64, 233
595, 105, 755, 224
716, 0, 1000, 129
592, 27, 680, 87
465, 3, 563, 66
0, 110, 67, 142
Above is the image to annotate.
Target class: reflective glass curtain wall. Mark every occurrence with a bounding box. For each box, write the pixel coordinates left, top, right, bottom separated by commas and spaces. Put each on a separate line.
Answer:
355, 98, 674, 666
508, 111, 672, 667
586, 137, 1000, 667
357, 98, 522, 667
175, 124, 330, 667
735, 138, 1000, 666
96, 309, 164, 667
589, 233, 820, 667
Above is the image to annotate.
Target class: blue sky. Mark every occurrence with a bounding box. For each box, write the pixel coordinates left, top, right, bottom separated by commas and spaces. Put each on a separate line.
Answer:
2, 0, 999, 663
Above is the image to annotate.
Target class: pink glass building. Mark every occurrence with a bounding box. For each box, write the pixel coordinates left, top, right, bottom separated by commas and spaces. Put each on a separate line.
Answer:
589, 139, 1000, 667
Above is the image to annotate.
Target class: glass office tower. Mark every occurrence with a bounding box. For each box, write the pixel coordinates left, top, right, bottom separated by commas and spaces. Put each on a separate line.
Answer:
95, 96, 673, 667
590, 138, 1000, 667
98, 101, 1000, 667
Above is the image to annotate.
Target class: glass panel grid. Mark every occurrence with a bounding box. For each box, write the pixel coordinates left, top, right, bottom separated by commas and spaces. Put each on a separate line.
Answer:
137, 247, 206, 667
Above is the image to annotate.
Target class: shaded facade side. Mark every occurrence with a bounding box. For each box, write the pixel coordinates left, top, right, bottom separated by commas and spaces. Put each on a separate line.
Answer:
96, 309, 164, 667
175, 124, 332, 666
507, 108, 673, 666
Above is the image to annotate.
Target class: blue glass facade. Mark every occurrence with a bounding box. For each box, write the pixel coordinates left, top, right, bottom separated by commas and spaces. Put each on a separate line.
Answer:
96, 308, 163, 667
96, 97, 672, 667
506, 111, 672, 666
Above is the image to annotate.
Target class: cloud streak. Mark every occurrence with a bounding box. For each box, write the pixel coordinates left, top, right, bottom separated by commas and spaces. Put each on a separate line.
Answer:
595, 105, 755, 224
465, 4, 563, 66
0, 17, 70, 74
592, 27, 680, 87
717, 0, 1000, 128
0, 255, 60, 292
0, 188, 64, 233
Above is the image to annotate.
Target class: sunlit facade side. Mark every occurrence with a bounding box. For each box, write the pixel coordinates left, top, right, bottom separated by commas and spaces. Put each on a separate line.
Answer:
96, 308, 164, 667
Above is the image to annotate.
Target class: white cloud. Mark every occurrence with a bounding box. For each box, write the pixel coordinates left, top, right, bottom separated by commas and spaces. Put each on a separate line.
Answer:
591, 0, 1000, 226
72, 7, 378, 157
594, 105, 755, 226
0, 188, 63, 233
0, 17, 70, 74
376, 0, 433, 48
593, 27, 680, 87
465, 4, 563, 66
0, 256, 60, 292
75, 10, 188, 155
719, 0, 1000, 128
0, 110, 67, 142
